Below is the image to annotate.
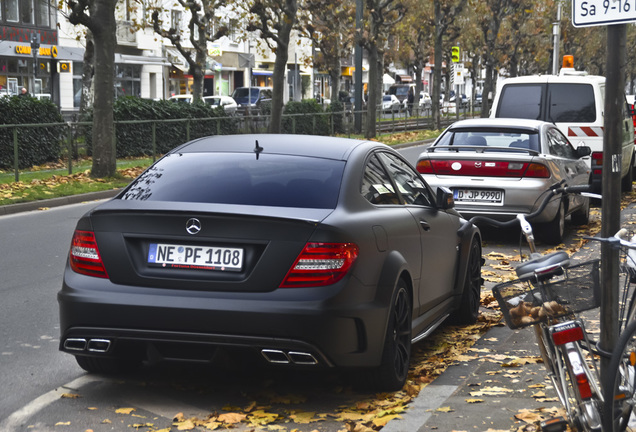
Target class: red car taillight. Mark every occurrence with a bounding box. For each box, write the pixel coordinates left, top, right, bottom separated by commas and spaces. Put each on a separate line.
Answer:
69, 230, 109, 278
416, 159, 433, 174
421, 159, 550, 178
280, 242, 359, 288
592, 152, 603, 176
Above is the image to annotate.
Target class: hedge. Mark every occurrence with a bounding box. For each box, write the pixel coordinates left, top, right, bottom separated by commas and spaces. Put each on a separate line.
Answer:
0, 96, 64, 170
83, 97, 239, 158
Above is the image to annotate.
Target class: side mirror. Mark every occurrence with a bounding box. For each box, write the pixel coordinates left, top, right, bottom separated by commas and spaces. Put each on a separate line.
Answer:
577, 146, 591, 158
437, 186, 455, 210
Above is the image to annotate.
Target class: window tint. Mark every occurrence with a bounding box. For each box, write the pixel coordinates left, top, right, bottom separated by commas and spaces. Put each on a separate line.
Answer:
547, 128, 577, 158
361, 155, 400, 205
547, 84, 596, 122
121, 153, 344, 209
377, 152, 433, 206
439, 129, 540, 152
496, 84, 544, 119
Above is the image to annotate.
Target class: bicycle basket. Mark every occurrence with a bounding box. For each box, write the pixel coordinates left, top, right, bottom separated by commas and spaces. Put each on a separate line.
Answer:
492, 259, 600, 329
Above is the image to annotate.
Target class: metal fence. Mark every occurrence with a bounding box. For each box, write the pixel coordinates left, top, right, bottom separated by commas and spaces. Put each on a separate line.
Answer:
1, 105, 479, 182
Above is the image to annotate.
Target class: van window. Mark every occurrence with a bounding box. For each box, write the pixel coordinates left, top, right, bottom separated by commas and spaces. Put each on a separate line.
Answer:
496, 83, 597, 123
548, 84, 596, 122
496, 84, 544, 120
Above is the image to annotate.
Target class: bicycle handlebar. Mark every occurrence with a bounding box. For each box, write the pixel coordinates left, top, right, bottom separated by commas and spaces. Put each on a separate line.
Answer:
584, 229, 636, 250
467, 182, 590, 229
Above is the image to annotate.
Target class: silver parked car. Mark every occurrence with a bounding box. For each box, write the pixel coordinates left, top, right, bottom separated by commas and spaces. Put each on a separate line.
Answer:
416, 118, 591, 244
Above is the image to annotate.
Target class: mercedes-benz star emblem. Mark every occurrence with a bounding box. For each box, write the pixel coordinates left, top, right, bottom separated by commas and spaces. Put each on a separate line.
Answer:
185, 218, 202, 235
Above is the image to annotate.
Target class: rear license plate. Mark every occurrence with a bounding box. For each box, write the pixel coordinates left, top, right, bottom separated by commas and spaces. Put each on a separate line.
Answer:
453, 189, 504, 205
148, 243, 243, 271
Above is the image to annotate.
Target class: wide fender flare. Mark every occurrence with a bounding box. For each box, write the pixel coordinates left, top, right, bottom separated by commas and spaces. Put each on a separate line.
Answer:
373, 251, 413, 335
454, 222, 482, 297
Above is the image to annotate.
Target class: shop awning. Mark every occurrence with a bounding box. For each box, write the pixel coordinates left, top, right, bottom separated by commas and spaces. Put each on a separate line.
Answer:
396, 74, 413, 83
165, 47, 189, 72
115, 54, 171, 66
383, 73, 395, 84
252, 70, 273, 76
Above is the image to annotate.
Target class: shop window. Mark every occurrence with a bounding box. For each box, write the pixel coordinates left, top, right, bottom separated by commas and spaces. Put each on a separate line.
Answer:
6, 0, 19, 21
115, 64, 141, 98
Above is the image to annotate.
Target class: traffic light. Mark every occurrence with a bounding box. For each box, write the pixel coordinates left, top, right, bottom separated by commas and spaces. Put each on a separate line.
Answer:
451, 46, 460, 63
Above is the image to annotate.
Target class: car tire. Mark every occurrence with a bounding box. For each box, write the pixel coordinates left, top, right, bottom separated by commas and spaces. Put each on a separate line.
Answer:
539, 200, 565, 245
75, 355, 141, 374
621, 157, 634, 192
450, 239, 482, 325
570, 197, 590, 226
371, 279, 412, 392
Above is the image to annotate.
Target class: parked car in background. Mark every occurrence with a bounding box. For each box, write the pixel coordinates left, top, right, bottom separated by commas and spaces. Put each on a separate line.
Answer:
387, 83, 412, 105
58, 134, 482, 392
490, 70, 635, 193
382, 94, 401, 113
204, 95, 238, 115
416, 118, 591, 244
231, 87, 273, 115
169, 94, 194, 103
420, 92, 432, 108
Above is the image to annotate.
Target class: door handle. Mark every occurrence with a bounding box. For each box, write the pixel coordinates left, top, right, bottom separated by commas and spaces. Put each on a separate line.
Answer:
419, 220, 431, 231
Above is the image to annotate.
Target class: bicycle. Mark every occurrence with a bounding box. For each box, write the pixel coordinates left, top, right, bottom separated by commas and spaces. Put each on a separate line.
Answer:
471, 183, 605, 432
590, 230, 636, 432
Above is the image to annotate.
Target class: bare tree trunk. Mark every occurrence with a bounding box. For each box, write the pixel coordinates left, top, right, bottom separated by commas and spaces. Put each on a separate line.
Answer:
89, 0, 117, 178
365, 45, 379, 139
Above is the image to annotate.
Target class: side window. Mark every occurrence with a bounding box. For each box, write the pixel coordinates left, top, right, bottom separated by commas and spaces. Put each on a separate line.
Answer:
361, 155, 400, 205
496, 84, 544, 120
547, 128, 577, 159
377, 152, 434, 206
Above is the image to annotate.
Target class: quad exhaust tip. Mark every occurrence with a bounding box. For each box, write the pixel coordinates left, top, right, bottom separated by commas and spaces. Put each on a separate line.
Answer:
261, 349, 318, 365
63, 338, 111, 353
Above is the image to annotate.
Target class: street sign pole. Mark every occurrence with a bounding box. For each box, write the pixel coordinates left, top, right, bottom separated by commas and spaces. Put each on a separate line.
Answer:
600, 23, 626, 380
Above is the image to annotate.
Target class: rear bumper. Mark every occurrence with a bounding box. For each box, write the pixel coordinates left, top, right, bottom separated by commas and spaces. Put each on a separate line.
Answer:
58, 265, 391, 369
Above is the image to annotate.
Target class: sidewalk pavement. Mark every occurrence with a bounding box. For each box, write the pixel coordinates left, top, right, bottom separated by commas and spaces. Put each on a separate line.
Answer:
385, 201, 636, 432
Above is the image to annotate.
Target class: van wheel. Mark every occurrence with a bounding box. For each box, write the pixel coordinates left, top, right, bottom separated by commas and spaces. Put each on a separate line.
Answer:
622, 158, 634, 192
539, 200, 565, 245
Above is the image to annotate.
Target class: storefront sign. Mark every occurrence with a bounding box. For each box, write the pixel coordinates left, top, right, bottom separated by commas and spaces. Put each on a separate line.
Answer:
14, 45, 58, 57
58, 61, 71, 73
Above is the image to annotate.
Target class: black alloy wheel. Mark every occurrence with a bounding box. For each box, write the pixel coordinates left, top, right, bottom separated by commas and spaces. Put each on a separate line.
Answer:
372, 280, 412, 391
451, 239, 482, 324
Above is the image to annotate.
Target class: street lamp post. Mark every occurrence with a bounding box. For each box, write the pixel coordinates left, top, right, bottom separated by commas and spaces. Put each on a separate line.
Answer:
31, 33, 41, 93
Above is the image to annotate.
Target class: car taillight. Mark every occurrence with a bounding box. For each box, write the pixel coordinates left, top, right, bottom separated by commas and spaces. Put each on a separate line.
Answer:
591, 152, 602, 175
69, 230, 108, 278
524, 163, 551, 178
280, 242, 358, 288
422, 160, 550, 178
416, 159, 433, 174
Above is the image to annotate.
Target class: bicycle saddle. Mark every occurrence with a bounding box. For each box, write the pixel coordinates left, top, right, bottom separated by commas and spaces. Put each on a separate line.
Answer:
515, 251, 570, 282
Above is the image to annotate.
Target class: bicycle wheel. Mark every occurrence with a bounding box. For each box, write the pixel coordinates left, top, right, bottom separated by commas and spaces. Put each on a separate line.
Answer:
604, 319, 636, 432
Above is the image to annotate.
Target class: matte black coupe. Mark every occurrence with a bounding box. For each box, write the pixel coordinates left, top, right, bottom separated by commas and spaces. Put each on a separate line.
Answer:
58, 134, 482, 391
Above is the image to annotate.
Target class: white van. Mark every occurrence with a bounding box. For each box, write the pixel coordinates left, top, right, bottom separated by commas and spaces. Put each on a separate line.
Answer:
490, 69, 636, 192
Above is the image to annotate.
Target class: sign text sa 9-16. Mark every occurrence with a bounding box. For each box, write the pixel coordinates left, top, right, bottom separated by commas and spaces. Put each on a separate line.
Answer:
572, 0, 636, 27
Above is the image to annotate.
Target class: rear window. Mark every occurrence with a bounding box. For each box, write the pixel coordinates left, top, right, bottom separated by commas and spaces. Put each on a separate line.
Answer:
121, 153, 344, 209
547, 84, 596, 122
435, 128, 540, 152
496, 83, 596, 123
496, 84, 543, 120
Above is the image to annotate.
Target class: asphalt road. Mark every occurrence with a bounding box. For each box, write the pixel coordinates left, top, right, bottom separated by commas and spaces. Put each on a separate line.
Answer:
0, 142, 577, 431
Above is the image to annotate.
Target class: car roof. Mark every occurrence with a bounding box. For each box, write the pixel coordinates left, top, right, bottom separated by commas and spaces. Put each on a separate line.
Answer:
446, 118, 549, 132
172, 134, 383, 160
